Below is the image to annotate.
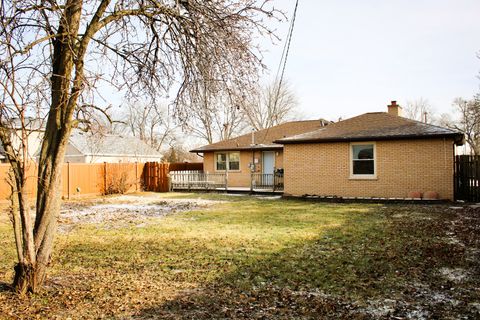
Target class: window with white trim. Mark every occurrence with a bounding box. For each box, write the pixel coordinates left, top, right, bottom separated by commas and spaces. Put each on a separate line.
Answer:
351, 143, 375, 177
215, 152, 240, 171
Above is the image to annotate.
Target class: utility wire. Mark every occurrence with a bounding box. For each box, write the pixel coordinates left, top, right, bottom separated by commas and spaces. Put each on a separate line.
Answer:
257, 0, 299, 145
272, 0, 299, 111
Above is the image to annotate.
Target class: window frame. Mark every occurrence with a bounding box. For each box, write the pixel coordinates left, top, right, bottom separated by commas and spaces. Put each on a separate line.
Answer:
214, 151, 241, 172
349, 142, 377, 179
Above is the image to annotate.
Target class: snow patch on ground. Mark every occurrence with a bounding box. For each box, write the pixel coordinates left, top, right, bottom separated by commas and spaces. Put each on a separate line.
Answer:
58, 194, 221, 232
438, 267, 469, 283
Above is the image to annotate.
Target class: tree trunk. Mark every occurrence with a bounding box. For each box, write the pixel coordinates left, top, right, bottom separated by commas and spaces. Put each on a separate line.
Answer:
13, 262, 38, 295
12, 0, 83, 292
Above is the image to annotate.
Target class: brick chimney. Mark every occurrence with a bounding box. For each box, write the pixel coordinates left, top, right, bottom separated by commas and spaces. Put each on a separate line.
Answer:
387, 100, 402, 117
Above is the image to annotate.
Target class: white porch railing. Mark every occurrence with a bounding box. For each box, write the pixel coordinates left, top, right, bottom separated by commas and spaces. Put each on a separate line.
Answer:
170, 170, 227, 190
170, 170, 284, 192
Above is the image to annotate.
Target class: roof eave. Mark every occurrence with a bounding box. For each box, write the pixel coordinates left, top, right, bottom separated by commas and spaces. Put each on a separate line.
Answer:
277, 133, 465, 145
190, 144, 284, 153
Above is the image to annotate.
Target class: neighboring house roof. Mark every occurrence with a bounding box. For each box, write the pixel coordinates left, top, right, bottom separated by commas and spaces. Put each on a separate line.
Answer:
275, 112, 464, 145
190, 120, 331, 153
67, 131, 162, 158
6, 117, 46, 131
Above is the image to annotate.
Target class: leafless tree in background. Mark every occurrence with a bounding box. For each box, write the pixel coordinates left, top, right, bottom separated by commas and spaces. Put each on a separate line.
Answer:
0, 0, 279, 294
403, 98, 434, 124
185, 87, 249, 144
119, 101, 176, 152
444, 96, 480, 155
244, 80, 299, 130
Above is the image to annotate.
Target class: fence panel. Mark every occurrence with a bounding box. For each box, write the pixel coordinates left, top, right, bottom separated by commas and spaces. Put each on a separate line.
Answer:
454, 155, 480, 202
142, 162, 170, 192
142, 162, 204, 192
0, 162, 147, 202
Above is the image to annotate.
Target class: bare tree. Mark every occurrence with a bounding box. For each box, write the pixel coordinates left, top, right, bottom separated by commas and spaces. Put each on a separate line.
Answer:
185, 88, 248, 144
0, 0, 278, 294
444, 96, 480, 155
119, 101, 176, 152
244, 80, 298, 130
403, 98, 434, 124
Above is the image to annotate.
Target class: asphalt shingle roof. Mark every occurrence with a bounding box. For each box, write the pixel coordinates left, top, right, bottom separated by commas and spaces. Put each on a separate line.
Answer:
190, 120, 330, 152
69, 131, 162, 157
275, 112, 464, 144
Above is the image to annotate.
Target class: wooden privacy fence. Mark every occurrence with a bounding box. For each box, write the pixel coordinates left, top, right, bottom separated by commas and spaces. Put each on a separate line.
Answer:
455, 155, 480, 202
0, 162, 144, 201
143, 162, 204, 192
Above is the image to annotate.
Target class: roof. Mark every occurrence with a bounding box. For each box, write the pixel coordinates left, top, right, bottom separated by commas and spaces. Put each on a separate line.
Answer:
190, 120, 331, 153
68, 131, 162, 157
6, 117, 46, 131
275, 112, 464, 145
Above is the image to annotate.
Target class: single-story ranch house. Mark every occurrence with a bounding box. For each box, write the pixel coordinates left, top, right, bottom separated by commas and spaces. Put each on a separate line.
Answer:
276, 101, 464, 200
190, 101, 464, 200
190, 120, 330, 187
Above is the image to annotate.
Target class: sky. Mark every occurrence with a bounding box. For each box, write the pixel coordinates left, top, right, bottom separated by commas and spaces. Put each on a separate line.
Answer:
259, 0, 480, 121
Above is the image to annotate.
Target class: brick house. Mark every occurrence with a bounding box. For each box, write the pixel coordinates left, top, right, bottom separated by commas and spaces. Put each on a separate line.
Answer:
190, 120, 330, 188
275, 102, 464, 200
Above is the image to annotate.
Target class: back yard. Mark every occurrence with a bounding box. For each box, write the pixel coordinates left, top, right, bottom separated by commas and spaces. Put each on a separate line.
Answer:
0, 193, 479, 319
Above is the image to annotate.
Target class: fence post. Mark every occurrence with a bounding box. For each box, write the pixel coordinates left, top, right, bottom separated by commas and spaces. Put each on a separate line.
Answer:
67, 162, 71, 199
225, 171, 228, 192
135, 162, 138, 192
104, 162, 107, 194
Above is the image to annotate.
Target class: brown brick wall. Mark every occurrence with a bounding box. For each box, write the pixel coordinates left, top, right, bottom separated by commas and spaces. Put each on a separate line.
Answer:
203, 150, 284, 187
283, 139, 455, 200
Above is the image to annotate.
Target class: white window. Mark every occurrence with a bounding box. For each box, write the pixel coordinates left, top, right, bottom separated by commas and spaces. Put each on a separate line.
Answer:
350, 143, 376, 178
215, 152, 240, 171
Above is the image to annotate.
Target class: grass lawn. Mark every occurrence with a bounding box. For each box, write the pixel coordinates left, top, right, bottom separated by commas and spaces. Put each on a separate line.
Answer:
0, 192, 479, 319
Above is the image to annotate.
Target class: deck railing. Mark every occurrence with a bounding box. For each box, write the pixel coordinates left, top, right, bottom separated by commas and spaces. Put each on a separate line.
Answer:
169, 170, 284, 192
251, 173, 284, 191
170, 170, 227, 190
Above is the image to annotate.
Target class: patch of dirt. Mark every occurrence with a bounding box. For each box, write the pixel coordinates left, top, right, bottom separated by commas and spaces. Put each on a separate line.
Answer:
58, 194, 220, 232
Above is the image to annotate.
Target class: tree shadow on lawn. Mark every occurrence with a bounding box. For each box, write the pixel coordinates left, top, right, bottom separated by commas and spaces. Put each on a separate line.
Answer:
135, 205, 478, 319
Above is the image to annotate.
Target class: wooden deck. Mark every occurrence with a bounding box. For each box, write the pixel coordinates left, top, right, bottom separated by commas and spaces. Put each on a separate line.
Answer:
170, 171, 284, 194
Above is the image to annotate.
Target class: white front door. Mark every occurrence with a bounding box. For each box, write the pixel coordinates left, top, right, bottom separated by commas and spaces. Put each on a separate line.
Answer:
263, 151, 275, 174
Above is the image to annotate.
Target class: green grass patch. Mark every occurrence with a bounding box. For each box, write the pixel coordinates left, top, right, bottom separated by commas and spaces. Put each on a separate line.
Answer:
0, 194, 478, 319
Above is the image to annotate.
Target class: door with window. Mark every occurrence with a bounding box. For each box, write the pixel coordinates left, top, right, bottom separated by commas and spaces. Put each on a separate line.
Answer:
262, 151, 275, 186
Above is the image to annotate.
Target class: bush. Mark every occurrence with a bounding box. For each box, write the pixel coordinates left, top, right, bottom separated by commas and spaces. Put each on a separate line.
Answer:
104, 171, 131, 195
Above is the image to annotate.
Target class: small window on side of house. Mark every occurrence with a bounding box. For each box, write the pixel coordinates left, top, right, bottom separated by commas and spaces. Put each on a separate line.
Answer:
228, 152, 240, 170
216, 153, 227, 171
215, 152, 240, 171
351, 143, 375, 177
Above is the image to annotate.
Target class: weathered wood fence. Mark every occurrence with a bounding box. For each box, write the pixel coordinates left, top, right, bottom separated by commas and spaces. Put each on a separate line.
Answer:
142, 162, 204, 192
0, 162, 144, 201
455, 155, 480, 202
0, 161, 204, 201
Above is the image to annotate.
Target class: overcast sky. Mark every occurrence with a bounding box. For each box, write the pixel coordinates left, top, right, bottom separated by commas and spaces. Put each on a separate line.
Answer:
259, 0, 480, 121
